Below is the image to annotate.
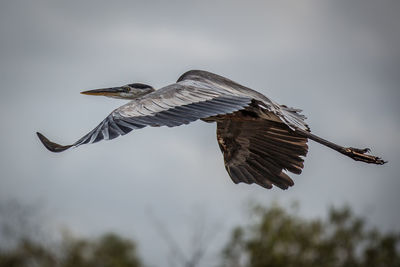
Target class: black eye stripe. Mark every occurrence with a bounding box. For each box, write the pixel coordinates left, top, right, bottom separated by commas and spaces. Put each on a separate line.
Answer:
128, 83, 153, 90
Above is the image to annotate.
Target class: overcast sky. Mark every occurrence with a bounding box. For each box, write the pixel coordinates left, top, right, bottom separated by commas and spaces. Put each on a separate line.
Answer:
0, 0, 399, 266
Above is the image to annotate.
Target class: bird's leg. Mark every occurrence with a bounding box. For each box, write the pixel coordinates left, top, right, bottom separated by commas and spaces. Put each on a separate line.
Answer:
295, 129, 387, 165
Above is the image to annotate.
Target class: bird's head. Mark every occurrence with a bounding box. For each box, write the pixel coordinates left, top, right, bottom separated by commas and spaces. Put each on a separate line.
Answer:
81, 83, 155, 99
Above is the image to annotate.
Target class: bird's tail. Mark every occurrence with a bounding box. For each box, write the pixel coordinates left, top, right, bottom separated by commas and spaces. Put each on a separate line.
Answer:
295, 129, 386, 165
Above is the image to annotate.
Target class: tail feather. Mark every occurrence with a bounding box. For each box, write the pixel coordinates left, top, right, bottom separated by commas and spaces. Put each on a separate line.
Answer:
279, 105, 310, 131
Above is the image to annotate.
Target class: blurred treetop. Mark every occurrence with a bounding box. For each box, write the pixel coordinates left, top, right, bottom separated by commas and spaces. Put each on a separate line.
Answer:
221, 203, 400, 267
0, 233, 142, 267
1, 200, 399, 267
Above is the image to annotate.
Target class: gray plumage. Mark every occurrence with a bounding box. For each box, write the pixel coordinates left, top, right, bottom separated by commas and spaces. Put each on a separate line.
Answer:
37, 70, 386, 190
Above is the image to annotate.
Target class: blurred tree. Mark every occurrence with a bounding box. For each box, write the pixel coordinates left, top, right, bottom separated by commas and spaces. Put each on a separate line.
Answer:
0, 200, 46, 249
0, 238, 56, 267
221, 204, 400, 267
148, 208, 221, 267
61, 233, 142, 267
0, 200, 143, 267
0, 233, 142, 267
2, 199, 399, 267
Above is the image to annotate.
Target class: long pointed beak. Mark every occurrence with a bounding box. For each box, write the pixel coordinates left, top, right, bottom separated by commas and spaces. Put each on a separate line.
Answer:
80, 87, 124, 96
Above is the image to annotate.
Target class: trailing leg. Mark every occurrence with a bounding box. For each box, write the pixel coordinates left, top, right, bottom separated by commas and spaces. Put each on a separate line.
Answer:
295, 129, 386, 165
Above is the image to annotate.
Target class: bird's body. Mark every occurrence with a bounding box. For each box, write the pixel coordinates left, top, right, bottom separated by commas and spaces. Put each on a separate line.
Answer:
37, 70, 385, 189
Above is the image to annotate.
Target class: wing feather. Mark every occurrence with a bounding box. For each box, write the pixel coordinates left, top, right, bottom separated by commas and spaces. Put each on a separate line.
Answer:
216, 111, 308, 189
178, 70, 310, 131
37, 82, 252, 152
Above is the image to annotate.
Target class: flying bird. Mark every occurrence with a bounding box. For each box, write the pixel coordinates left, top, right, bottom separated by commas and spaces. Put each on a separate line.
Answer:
37, 70, 386, 189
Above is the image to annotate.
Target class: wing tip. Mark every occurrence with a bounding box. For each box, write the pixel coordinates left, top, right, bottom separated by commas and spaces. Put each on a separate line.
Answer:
36, 132, 72, 153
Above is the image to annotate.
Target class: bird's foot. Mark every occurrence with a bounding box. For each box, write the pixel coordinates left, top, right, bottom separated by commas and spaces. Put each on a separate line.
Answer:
343, 147, 387, 165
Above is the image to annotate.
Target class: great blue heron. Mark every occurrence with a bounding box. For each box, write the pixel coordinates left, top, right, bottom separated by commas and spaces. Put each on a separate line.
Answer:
37, 70, 386, 189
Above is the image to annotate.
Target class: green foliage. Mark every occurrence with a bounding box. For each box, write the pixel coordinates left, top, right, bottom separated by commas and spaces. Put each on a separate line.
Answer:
0, 239, 56, 267
221, 204, 400, 267
1, 201, 399, 267
0, 233, 142, 267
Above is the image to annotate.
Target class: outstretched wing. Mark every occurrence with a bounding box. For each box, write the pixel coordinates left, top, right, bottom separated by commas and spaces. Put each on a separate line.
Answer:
37, 82, 253, 152
178, 70, 310, 131
216, 111, 308, 189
